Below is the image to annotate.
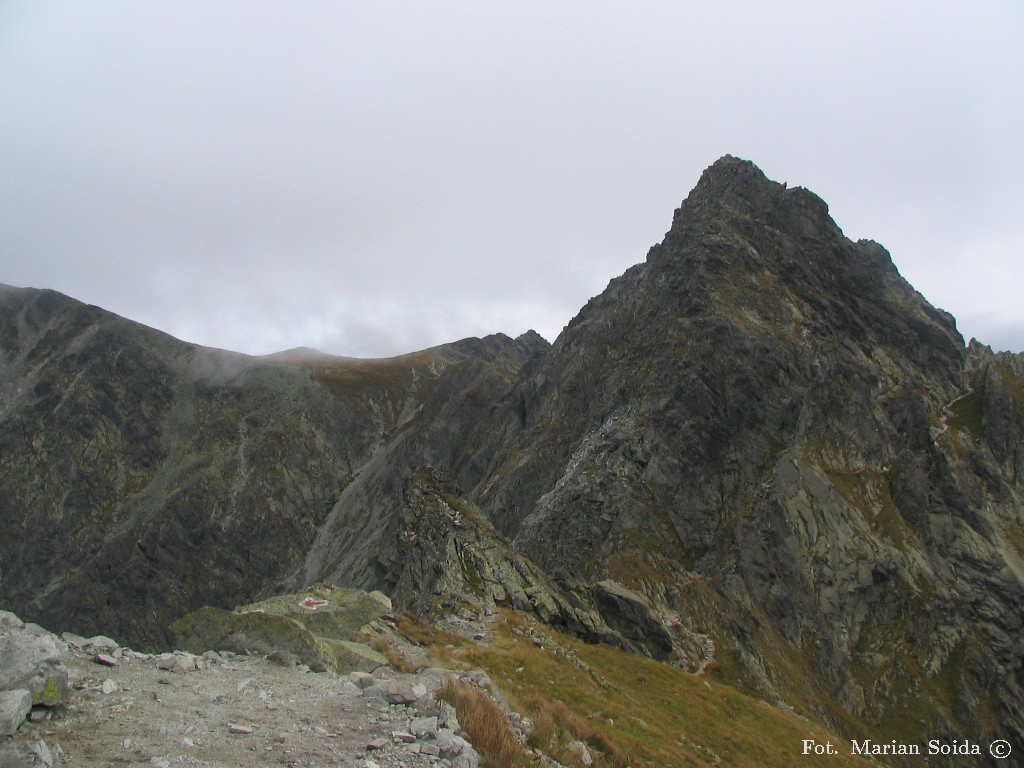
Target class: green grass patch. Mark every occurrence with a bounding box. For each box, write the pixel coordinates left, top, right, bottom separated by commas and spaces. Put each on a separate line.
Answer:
435, 612, 876, 768
824, 468, 917, 550
947, 389, 985, 442
993, 361, 1024, 420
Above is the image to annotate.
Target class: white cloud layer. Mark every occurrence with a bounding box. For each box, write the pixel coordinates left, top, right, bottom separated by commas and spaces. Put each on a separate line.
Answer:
2, 1, 1022, 356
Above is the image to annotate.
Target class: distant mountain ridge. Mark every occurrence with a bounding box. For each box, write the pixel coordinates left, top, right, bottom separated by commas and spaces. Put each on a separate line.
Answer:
3, 157, 1023, 762
0, 283, 544, 646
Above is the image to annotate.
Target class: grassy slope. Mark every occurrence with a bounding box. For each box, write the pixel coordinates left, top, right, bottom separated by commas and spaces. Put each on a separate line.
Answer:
400, 611, 877, 768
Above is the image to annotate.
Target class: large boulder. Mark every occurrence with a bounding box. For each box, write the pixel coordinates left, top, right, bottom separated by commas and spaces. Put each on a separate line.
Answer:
0, 612, 69, 708
170, 585, 388, 673
590, 580, 675, 657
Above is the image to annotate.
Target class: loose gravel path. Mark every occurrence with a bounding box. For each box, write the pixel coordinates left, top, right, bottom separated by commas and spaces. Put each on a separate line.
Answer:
4, 638, 482, 768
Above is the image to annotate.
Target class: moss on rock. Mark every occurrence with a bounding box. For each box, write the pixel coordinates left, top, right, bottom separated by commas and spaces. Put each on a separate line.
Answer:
170, 585, 391, 674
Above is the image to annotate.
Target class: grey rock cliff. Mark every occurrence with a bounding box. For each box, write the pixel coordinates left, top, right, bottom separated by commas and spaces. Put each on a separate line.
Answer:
461, 157, 1024, 752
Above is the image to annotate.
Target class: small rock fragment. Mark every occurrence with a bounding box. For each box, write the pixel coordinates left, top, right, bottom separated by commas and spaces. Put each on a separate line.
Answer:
101, 679, 118, 695
26, 740, 54, 768
385, 680, 418, 704
0, 689, 32, 736
435, 730, 474, 758
60, 631, 86, 647
155, 652, 196, 673
349, 671, 375, 689
410, 716, 438, 737
84, 635, 119, 653
228, 724, 255, 735
567, 740, 594, 766
236, 677, 258, 693
94, 653, 118, 667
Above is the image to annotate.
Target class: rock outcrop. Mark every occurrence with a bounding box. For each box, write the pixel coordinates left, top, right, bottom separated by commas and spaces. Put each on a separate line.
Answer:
170, 585, 390, 674
0, 611, 69, 736
374, 468, 713, 669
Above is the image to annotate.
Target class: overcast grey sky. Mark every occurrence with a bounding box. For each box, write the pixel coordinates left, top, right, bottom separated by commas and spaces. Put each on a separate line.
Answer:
2, 1, 1022, 357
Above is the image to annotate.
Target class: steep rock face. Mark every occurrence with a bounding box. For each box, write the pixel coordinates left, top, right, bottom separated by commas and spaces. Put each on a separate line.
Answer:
379, 469, 575, 623
0, 285, 542, 648
463, 158, 1024, 750
295, 331, 548, 591
371, 468, 714, 670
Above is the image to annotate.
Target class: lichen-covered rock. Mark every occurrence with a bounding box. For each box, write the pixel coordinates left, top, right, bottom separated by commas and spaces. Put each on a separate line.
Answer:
171, 606, 309, 661
316, 638, 387, 674
0, 625, 69, 706
235, 585, 387, 640
170, 585, 389, 674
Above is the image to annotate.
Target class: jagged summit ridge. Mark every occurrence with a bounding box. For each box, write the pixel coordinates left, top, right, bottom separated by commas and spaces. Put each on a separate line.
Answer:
664, 155, 833, 242
656, 156, 865, 287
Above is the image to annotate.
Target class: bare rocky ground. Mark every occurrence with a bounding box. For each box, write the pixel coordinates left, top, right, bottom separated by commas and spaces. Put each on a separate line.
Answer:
1, 625, 486, 768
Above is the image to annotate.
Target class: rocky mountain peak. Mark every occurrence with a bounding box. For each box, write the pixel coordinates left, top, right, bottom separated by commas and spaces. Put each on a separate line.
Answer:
686, 153, 775, 198
466, 158, 1023, 756
688, 154, 829, 217
653, 156, 843, 277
